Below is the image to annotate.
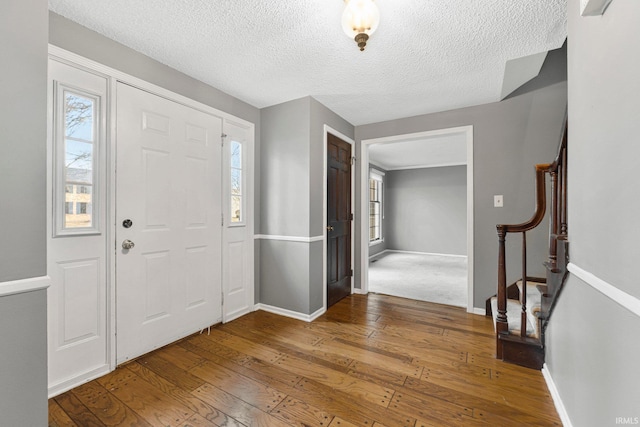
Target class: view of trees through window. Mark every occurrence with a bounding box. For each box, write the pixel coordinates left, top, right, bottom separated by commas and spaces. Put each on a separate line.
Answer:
230, 140, 242, 223
63, 91, 95, 229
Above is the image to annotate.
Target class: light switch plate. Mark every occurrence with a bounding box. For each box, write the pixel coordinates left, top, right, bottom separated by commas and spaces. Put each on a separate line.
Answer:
494, 195, 503, 207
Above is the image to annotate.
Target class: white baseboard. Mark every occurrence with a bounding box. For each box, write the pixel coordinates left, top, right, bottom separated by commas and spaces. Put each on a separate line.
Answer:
369, 249, 390, 260
471, 307, 486, 316
384, 249, 468, 258
0, 275, 50, 297
353, 287, 367, 295
255, 303, 325, 322
542, 363, 573, 427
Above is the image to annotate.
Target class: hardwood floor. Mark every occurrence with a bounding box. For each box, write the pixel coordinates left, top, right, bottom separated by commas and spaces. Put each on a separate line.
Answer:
49, 294, 561, 426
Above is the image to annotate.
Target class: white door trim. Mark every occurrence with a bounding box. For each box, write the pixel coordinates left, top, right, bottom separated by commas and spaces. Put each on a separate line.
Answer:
360, 126, 475, 313
323, 126, 356, 311
48, 45, 255, 382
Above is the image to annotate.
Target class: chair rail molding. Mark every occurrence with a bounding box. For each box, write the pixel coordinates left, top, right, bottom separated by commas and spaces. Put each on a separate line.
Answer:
254, 234, 324, 243
568, 262, 640, 317
0, 275, 50, 297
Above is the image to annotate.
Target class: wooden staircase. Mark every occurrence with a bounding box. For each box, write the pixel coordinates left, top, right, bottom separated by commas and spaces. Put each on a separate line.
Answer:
487, 123, 568, 370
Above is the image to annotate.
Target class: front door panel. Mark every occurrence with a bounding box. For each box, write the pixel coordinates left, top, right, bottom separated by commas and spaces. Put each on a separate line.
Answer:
116, 83, 222, 363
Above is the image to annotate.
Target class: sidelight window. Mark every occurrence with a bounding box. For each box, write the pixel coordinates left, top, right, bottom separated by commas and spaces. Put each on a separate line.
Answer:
230, 139, 244, 224
369, 169, 384, 243
54, 85, 101, 235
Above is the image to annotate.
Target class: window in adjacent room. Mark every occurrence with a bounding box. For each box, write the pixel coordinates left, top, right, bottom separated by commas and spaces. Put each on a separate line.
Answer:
369, 169, 384, 244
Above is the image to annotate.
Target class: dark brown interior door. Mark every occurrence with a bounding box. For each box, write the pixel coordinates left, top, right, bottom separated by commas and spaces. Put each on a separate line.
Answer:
327, 133, 352, 307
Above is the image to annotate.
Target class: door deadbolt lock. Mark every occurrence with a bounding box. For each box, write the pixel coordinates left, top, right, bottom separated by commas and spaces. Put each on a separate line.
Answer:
122, 239, 135, 250
326, 226, 334, 231
122, 219, 133, 228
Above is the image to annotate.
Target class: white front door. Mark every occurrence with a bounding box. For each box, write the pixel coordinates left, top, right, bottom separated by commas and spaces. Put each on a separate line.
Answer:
115, 83, 223, 363
47, 59, 109, 395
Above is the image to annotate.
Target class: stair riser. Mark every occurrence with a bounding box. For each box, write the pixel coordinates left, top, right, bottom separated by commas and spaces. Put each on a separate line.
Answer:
499, 338, 544, 370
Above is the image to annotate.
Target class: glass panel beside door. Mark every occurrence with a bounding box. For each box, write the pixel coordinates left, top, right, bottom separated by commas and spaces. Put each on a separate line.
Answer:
54, 85, 101, 235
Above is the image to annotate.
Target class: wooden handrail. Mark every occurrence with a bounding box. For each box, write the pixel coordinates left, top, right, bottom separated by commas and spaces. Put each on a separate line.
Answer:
495, 123, 568, 354
496, 164, 551, 354
496, 163, 554, 235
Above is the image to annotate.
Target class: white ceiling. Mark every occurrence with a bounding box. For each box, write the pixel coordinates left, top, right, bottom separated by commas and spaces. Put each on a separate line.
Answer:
369, 131, 467, 171
48, 0, 567, 126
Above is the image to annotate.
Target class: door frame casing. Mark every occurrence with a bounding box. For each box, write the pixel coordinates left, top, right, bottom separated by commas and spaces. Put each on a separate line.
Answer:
323, 125, 356, 311
47, 45, 255, 395
359, 126, 475, 313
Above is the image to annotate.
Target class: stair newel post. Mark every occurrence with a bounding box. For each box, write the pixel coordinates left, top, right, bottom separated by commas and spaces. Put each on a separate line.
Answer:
496, 225, 508, 358
521, 232, 528, 338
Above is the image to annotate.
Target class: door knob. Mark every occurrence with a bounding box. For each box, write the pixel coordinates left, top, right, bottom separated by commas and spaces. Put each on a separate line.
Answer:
326, 226, 334, 231
122, 239, 135, 250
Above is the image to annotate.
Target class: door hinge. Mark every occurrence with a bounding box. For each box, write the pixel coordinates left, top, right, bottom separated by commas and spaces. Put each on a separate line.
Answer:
351, 156, 356, 165
349, 269, 354, 277
221, 212, 224, 226
221, 133, 227, 146
349, 213, 354, 221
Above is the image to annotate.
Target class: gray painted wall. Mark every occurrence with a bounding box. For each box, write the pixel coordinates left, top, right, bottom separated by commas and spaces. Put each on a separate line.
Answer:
355, 45, 567, 308
0, 291, 49, 426
386, 166, 467, 255
0, 0, 49, 424
546, 1, 640, 425
1, 1, 48, 281
260, 98, 311, 237
259, 97, 354, 314
259, 240, 311, 313
368, 163, 388, 258
259, 98, 312, 313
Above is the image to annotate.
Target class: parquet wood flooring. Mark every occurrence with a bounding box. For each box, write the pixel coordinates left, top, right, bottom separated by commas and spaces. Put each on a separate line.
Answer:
49, 294, 561, 426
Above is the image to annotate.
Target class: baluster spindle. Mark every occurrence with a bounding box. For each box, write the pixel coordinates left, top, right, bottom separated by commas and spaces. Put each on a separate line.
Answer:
521, 232, 528, 337
496, 226, 508, 358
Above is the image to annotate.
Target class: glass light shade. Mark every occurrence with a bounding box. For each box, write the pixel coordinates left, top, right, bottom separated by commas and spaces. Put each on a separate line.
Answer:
341, 0, 380, 38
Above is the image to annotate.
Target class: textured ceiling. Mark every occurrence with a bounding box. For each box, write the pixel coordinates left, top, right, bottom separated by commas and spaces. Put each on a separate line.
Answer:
48, 0, 567, 126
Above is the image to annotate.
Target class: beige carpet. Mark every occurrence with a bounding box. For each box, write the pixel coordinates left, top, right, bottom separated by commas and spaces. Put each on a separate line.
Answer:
368, 251, 468, 307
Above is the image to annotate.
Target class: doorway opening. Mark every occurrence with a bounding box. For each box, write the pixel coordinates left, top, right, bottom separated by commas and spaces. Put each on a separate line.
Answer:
360, 126, 474, 312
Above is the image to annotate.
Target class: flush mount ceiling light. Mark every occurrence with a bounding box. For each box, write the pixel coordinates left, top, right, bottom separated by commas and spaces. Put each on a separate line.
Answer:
342, 0, 380, 51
